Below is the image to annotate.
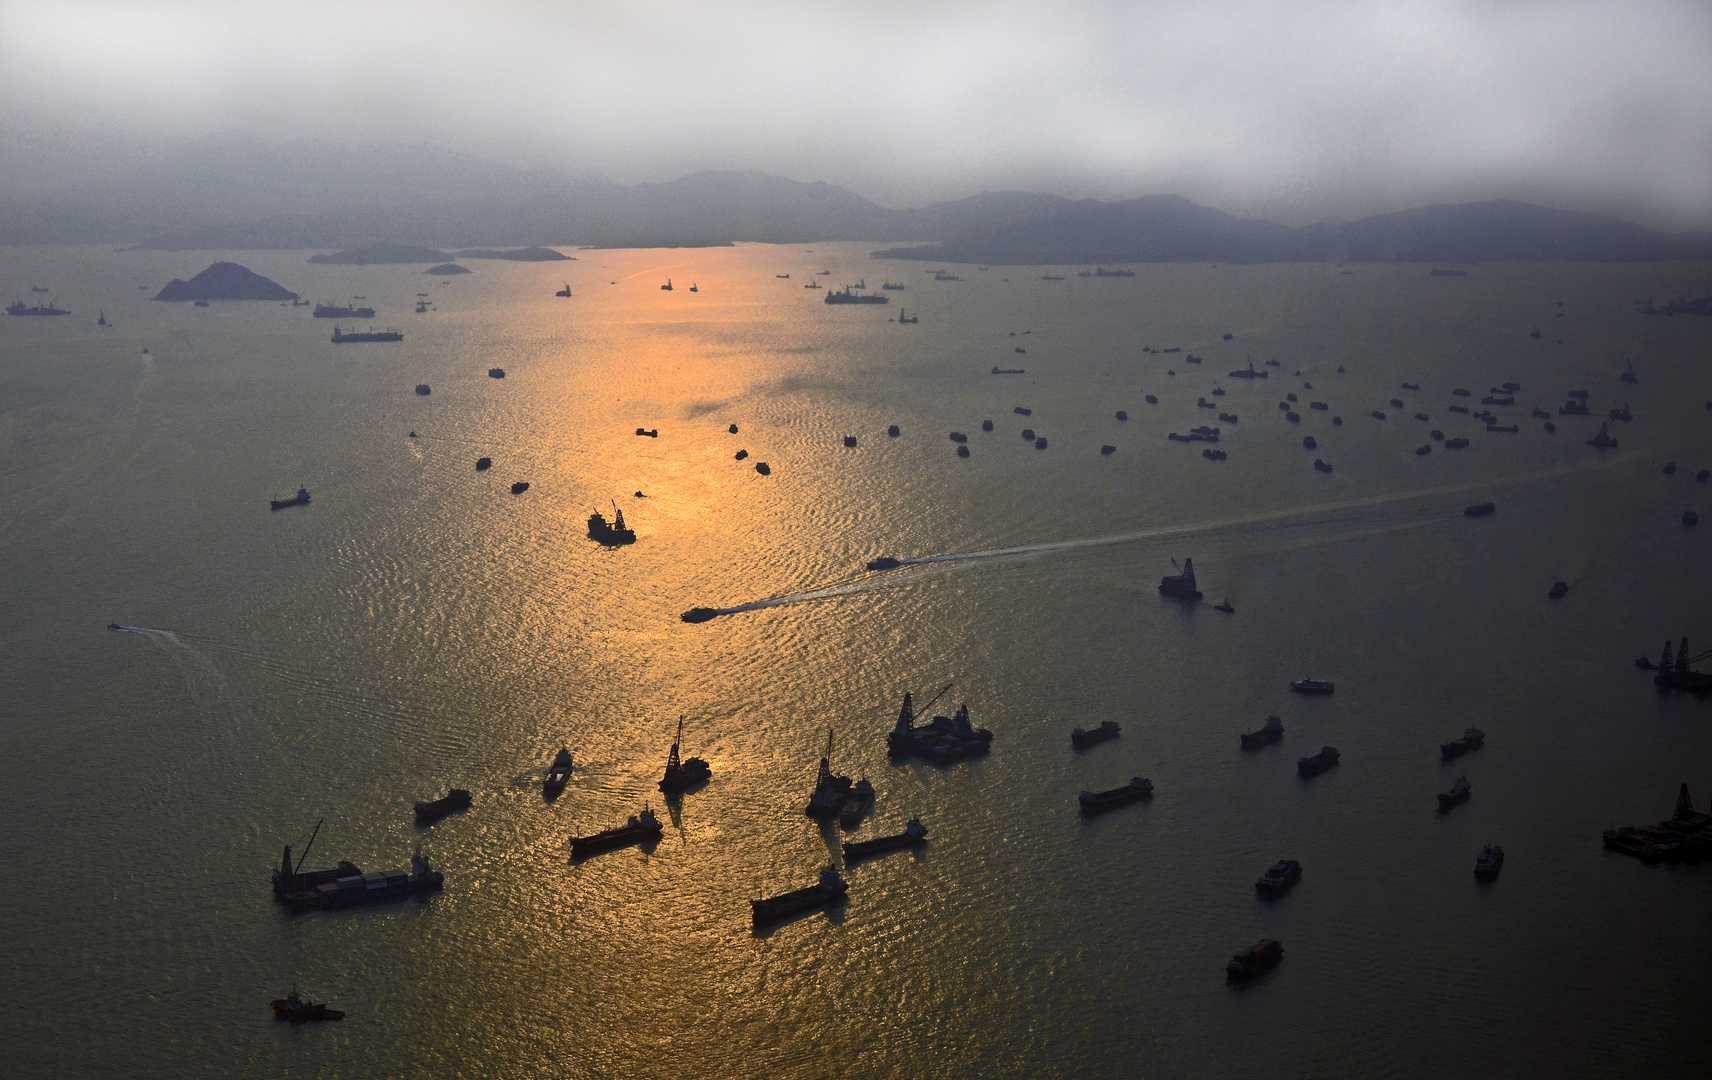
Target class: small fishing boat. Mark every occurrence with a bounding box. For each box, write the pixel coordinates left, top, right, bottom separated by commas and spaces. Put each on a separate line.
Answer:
1549, 581, 1567, 598
475, 457, 492, 471
511, 481, 530, 494
1213, 598, 1234, 613
544, 748, 573, 792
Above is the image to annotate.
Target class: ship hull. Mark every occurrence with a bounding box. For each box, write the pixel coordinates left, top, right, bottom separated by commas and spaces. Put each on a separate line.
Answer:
750, 883, 847, 925
570, 824, 662, 858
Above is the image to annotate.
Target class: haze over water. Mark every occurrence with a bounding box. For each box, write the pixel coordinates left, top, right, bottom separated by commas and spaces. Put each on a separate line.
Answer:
4, 244, 1712, 1077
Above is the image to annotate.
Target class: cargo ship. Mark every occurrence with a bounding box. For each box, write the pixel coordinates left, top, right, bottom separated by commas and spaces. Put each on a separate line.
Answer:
1093, 267, 1136, 277
1440, 728, 1485, 760
313, 302, 375, 319
1158, 558, 1202, 602
1227, 939, 1282, 980
751, 867, 847, 926
1437, 776, 1472, 811
842, 818, 927, 861
806, 728, 855, 817
570, 809, 662, 858
824, 285, 888, 304
1228, 360, 1267, 379
887, 688, 993, 762
1474, 845, 1504, 880
271, 988, 343, 1021
271, 822, 443, 909
1254, 859, 1302, 896
270, 487, 310, 510
1079, 776, 1153, 815
413, 788, 472, 820
1241, 715, 1284, 748
587, 503, 637, 545
330, 326, 402, 343
1071, 721, 1121, 748
658, 716, 712, 791
1297, 746, 1340, 776
7, 298, 70, 316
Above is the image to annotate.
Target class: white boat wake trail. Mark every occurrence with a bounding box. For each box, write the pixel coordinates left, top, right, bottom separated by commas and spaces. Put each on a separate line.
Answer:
106, 624, 246, 758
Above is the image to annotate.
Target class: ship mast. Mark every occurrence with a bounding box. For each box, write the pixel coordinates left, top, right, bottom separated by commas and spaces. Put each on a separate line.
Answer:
665, 715, 683, 774
293, 818, 324, 875
816, 726, 834, 790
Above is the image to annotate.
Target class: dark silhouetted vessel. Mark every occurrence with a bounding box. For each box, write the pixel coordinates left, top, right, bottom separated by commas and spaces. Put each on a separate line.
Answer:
887, 689, 993, 761
588, 503, 637, 545
1475, 845, 1504, 880
510, 481, 529, 494
8, 298, 71, 316
1289, 678, 1334, 694
680, 607, 718, 623
1549, 581, 1567, 598
1464, 502, 1496, 517
570, 809, 662, 858
806, 728, 854, 817
1071, 721, 1120, 748
867, 557, 902, 571
272, 988, 343, 1022
1297, 746, 1340, 776
1438, 777, 1472, 811
271, 822, 442, 909
659, 716, 712, 790
544, 748, 573, 793
270, 487, 311, 510
476, 457, 492, 471
842, 818, 927, 861
1440, 729, 1485, 760
1255, 859, 1301, 897
1241, 715, 1283, 748
1158, 558, 1202, 602
1227, 939, 1282, 980
332, 326, 402, 343
314, 302, 375, 319
751, 867, 847, 926
1079, 777, 1153, 815
414, 789, 471, 820
825, 285, 888, 304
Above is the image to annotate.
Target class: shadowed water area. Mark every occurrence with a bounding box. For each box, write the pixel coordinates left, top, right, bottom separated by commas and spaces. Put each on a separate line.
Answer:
3, 244, 1712, 1078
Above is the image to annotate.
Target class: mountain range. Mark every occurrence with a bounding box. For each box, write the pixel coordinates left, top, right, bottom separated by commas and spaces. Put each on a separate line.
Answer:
2, 130, 1708, 264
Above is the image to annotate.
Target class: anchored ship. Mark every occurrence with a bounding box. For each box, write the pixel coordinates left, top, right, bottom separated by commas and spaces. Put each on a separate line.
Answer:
1158, 558, 1202, 602
271, 820, 443, 909
842, 818, 927, 861
330, 326, 402, 343
1241, 715, 1284, 749
1653, 637, 1712, 693
1227, 939, 1283, 980
1070, 721, 1121, 748
570, 809, 662, 858
7, 298, 70, 316
587, 503, 637, 545
1440, 729, 1485, 760
1079, 777, 1153, 815
1438, 776, 1472, 810
313, 302, 375, 319
413, 789, 472, 820
544, 747, 573, 793
1297, 746, 1340, 776
271, 988, 343, 1022
1474, 845, 1504, 880
658, 716, 712, 791
824, 285, 888, 305
751, 867, 847, 926
806, 728, 855, 817
1254, 859, 1302, 896
886, 688, 993, 762
270, 487, 310, 510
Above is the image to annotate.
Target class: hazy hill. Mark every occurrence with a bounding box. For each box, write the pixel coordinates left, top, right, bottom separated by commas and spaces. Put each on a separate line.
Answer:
2, 131, 1708, 262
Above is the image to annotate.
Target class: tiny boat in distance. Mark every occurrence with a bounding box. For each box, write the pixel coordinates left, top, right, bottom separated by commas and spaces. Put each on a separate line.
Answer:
555, 284, 572, 297
475, 457, 492, 471
1440, 729, 1485, 760
681, 607, 718, 623
1437, 776, 1472, 811
1289, 678, 1334, 694
510, 482, 530, 494
842, 818, 927, 861
1464, 502, 1496, 517
270, 488, 311, 510
866, 557, 902, 571
272, 988, 344, 1022
1158, 558, 1202, 602
1227, 940, 1282, 980
1549, 581, 1567, 598
1214, 598, 1234, 613
1297, 746, 1340, 776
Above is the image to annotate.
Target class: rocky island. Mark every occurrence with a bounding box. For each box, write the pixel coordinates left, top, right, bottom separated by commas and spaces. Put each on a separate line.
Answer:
152, 262, 299, 302
425, 263, 471, 275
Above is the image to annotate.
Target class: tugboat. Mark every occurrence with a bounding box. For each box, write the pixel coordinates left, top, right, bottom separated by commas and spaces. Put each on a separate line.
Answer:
1070, 721, 1121, 748
866, 557, 902, 571
886, 689, 994, 762
587, 503, 637, 545
805, 728, 854, 817
1254, 859, 1302, 897
1474, 844, 1504, 880
1214, 598, 1235, 613
751, 867, 847, 926
1297, 746, 1340, 776
1241, 715, 1284, 749
658, 716, 712, 791
544, 747, 573, 793
680, 607, 718, 623
271, 988, 344, 1022
488, 368, 505, 378
1437, 776, 1472, 811
570, 808, 663, 858
1289, 677, 1334, 694
1440, 729, 1485, 759
510, 481, 530, 494
1158, 558, 1203, 602
1079, 777, 1153, 815
271, 823, 443, 909
1226, 939, 1283, 980
842, 818, 927, 861
270, 487, 311, 510
413, 789, 472, 821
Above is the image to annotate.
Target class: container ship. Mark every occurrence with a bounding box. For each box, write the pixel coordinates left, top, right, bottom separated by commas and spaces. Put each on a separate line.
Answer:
271, 822, 443, 909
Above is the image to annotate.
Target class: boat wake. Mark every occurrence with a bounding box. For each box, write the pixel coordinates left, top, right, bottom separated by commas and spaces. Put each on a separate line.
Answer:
687, 450, 1665, 621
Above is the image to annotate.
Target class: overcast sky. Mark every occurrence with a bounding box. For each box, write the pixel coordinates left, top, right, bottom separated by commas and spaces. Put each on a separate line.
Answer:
3, 0, 1710, 226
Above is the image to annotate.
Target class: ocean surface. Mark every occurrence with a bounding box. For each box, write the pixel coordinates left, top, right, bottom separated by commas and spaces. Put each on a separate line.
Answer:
3, 244, 1712, 1079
